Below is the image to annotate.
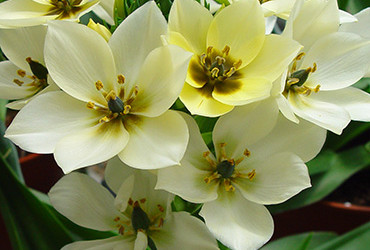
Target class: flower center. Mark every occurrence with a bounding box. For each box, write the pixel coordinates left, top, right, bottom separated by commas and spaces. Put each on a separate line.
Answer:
47, 0, 82, 19
87, 74, 139, 124
284, 52, 321, 97
188, 45, 243, 98
131, 201, 150, 232
13, 57, 49, 93
203, 143, 255, 192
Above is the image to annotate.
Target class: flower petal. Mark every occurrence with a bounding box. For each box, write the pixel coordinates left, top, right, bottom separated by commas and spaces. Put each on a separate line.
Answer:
54, 119, 129, 173
262, 0, 296, 19
301, 32, 370, 90
0, 25, 47, 71
49, 172, 121, 231
339, 8, 370, 39
284, 0, 339, 49
200, 190, 273, 250
92, 0, 115, 25
119, 110, 188, 169
108, 1, 167, 89
151, 212, 218, 249
0, 0, 56, 28
234, 152, 311, 205
238, 34, 302, 83
288, 91, 350, 134
309, 87, 370, 122
5, 91, 99, 153
134, 231, 148, 250
168, 0, 213, 54
45, 20, 116, 105
213, 98, 279, 160
62, 236, 135, 250
275, 94, 299, 123
0, 61, 35, 99
179, 82, 234, 117
131, 45, 192, 117
249, 114, 326, 163
207, 0, 265, 68
105, 156, 136, 193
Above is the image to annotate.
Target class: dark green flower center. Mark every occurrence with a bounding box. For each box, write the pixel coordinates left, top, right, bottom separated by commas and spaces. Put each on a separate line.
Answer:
131, 201, 150, 232
108, 95, 125, 114
217, 160, 235, 179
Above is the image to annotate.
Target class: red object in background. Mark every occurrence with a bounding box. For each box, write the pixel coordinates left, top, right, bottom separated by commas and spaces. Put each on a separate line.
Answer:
0, 154, 63, 250
272, 201, 370, 240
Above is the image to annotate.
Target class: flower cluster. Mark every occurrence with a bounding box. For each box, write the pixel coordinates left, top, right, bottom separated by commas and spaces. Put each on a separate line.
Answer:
0, 0, 369, 249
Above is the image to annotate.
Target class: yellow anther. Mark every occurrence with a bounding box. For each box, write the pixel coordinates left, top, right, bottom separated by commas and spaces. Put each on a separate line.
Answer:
286, 78, 299, 88
216, 56, 226, 65
244, 149, 251, 157
211, 67, 219, 78
118, 74, 125, 84
203, 151, 217, 168
206, 46, 213, 55
17, 69, 26, 77
95, 80, 104, 90
157, 204, 164, 212
219, 143, 227, 161
233, 59, 242, 69
25, 57, 32, 63
312, 63, 317, 73
247, 169, 256, 180
114, 216, 120, 222
200, 53, 207, 65
99, 116, 110, 123
224, 179, 235, 192
123, 105, 131, 115
133, 86, 139, 96
295, 52, 305, 61
118, 225, 125, 235
222, 45, 230, 56
204, 172, 219, 184
314, 84, 320, 92
86, 102, 95, 109
225, 67, 236, 77
234, 156, 244, 166
106, 90, 117, 101
13, 79, 24, 86
140, 198, 146, 204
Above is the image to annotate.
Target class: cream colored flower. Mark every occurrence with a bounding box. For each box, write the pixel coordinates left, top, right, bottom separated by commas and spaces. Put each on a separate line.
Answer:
49, 159, 218, 250
0, 25, 59, 109
167, 0, 301, 117
156, 100, 326, 250
5, 2, 192, 173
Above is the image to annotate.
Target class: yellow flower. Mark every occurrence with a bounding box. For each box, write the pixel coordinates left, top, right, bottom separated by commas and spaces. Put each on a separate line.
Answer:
167, 0, 301, 117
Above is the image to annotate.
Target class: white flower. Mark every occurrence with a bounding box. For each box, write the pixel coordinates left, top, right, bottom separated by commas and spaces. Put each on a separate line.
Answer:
0, 0, 100, 28
272, 0, 370, 134
5, 2, 192, 173
156, 100, 326, 250
0, 25, 59, 109
49, 158, 219, 250
167, 0, 301, 117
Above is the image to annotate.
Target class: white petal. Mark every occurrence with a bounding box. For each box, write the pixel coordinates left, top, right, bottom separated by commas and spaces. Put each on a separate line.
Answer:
114, 175, 134, 212
105, 156, 136, 194
49, 172, 121, 231
119, 110, 188, 169
207, 0, 265, 68
132, 45, 192, 117
200, 191, 273, 250
0, 25, 47, 71
262, 0, 296, 19
265, 16, 277, 35
339, 10, 357, 24
339, 8, 370, 39
309, 87, 370, 122
92, 0, 114, 25
288, 91, 351, 134
234, 152, 311, 205
5, 91, 100, 153
249, 114, 326, 163
275, 94, 299, 123
0, 61, 35, 99
109, 1, 167, 89
0, 0, 55, 28
134, 231, 148, 250
301, 32, 370, 90
284, 0, 339, 49
62, 236, 135, 250
151, 212, 218, 249
45, 20, 116, 105
54, 119, 129, 173
156, 163, 218, 203
213, 98, 279, 160
168, 0, 213, 54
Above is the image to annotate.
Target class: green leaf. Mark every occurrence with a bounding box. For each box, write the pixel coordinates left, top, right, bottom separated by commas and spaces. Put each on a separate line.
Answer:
346, 0, 370, 14
315, 222, 370, 250
0, 99, 7, 122
0, 122, 24, 182
268, 145, 370, 214
194, 115, 218, 133
353, 77, 370, 93
261, 232, 337, 250
171, 196, 202, 215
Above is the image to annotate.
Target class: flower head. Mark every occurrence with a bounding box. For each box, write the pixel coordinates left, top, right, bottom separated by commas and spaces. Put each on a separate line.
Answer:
5, 2, 192, 172
167, 0, 301, 117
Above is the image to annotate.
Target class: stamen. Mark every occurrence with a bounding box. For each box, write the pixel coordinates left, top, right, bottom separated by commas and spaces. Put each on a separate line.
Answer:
224, 179, 235, 192
225, 67, 236, 77
99, 113, 118, 123
234, 156, 244, 166
216, 56, 226, 66
312, 63, 317, 73
295, 52, 305, 61
123, 105, 131, 115
206, 46, 213, 55
95, 80, 104, 90
17, 69, 26, 77
128, 198, 134, 206
203, 151, 217, 168
211, 67, 219, 78
118, 74, 125, 84
233, 59, 242, 69
219, 143, 227, 161
247, 169, 256, 180
114, 216, 120, 222
222, 45, 230, 56
140, 198, 146, 204
200, 53, 207, 66
204, 172, 220, 184
314, 84, 320, 92
118, 225, 125, 235
244, 149, 251, 157
157, 204, 164, 213
13, 79, 24, 86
